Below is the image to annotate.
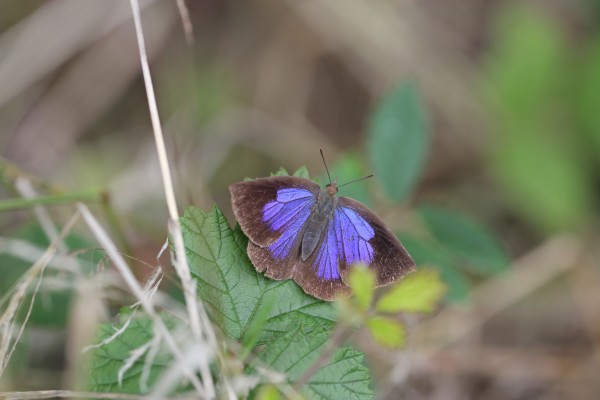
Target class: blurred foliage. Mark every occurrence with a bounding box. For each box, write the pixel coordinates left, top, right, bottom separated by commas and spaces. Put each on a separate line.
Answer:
418, 205, 509, 276
346, 265, 376, 310
346, 267, 445, 349
368, 82, 429, 203
395, 205, 509, 303
366, 316, 406, 349
376, 269, 445, 314
255, 384, 281, 400
160, 63, 239, 128
397, 234, 471, 302
320, 152, 371, 206
0, 223, 102, 328
483, 4, 599, 232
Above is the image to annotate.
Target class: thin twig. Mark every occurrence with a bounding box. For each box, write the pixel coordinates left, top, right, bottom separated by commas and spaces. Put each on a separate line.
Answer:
176, 0, 194, 45
128, 0, 220, 397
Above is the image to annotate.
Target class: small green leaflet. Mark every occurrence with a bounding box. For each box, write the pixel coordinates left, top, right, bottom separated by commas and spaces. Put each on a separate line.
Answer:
346, 265, 376, 311
270, 166, 310, 179
366, 316, 406, 349
376, 269, 445, 314
397, 234, 470, 302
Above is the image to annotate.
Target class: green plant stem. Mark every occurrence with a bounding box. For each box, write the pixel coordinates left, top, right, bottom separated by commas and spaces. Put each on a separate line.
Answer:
0, 192, 103, 212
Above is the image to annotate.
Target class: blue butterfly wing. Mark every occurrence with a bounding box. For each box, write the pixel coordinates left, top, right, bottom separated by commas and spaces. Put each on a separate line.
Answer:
230, 177, 320, 280
291, 204, 373, 299
263, 188, 315, 259
230, 177, 320, 247
310, 207, 374, 281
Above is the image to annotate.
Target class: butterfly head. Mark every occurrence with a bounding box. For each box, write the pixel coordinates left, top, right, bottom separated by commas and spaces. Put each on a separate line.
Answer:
325, 178, 339, 196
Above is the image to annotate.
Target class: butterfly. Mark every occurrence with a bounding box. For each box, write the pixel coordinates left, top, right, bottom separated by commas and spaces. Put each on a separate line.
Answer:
229, 152, 416, 301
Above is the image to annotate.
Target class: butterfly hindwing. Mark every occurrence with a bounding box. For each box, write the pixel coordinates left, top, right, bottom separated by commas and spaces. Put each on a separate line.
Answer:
292, 198, 414, 301
292, 215, 351, 300
336, 197, 416, 287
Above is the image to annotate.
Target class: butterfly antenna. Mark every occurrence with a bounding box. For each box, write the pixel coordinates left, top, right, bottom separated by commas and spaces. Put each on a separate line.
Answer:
338, 174, 374, 189
320, 149, 332, 185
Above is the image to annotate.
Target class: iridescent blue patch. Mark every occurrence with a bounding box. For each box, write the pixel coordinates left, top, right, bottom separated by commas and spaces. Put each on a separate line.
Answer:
263, 188, 314, 259
313, 207, 374, 280
262, 188, 375, 281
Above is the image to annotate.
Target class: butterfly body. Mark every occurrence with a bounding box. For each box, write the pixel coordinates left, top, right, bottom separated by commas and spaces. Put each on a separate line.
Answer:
301, 183, 338, 261
230, 175, 415, 300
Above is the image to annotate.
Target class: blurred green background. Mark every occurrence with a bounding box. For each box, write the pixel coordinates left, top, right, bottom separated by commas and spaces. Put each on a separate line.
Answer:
1, 0, 600, 399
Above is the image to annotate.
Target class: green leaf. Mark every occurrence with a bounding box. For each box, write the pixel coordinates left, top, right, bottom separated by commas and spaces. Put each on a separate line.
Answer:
240, 290, 276, 358
397, 234, 470, 302
419, 206, 509, 275
292, 166, 310, 178
88, 317, 180, 394
346, 265, 375, 310
375, 269, 445, 314
0, 223, 102, 327
366, 316, 406, 349
181, 206, 336, 342
256, 314, 373, 400
368, 82, 429, 202
306, 347, 373, 400
256, 315, 332, 379
270, 167, 290, 177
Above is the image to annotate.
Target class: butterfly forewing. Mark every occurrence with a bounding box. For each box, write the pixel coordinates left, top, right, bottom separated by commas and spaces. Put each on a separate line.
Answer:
229, 176, 320, 247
